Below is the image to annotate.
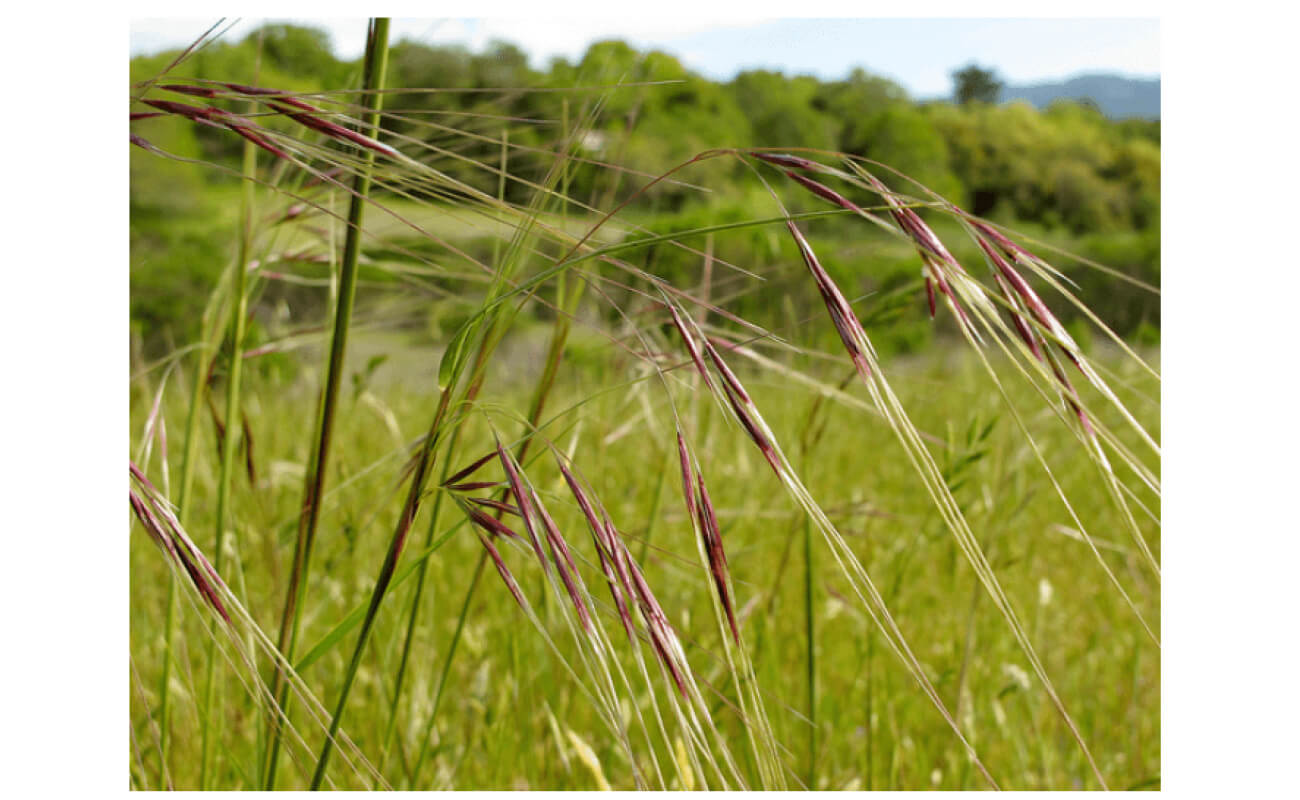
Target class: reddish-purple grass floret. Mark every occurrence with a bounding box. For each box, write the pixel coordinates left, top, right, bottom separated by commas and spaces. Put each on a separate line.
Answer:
784, 220, 875, 379
446, 480, 502, 492
992, 272, 1045, 362
444, 450, 498, 488
129, 134, 161, 153
694, 470, 739, 644
532, 492, 592, 631
675, 431, 697, 523
465, 505, 523, 542
495, 442, 547, 564
129, 488, 230, 623
269, 101, 399, 159
749, 151, 822, 171
160, 83, 218, 98
785, 171, 862, 213
222, 82, 320, 112
466, 496, 522, 518
665, 302, 717, 393
478, 534, 528, 611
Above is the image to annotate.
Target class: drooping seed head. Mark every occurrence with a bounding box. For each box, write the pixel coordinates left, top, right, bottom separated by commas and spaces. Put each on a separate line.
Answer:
220, 120, 291, 161
532, 491, 592, 631
700, 335, 751, 406
554, 452, 610, 553
784, 220, 875, 378
270, 101, 399, 159
128, 487, 230, 623
443, 450, 498, 488
1046, 352, 1094, 436
976, 237, 1061, 341
665, 302, 716, 393
694, 470, 739, 644
749, 151, 822, 171
466, 496, 522, 518
478, 533, 528, 610
465, 504, 523, 542
160, 83, 218, 98
495, 440, 547, 565
700, 339, 783, 474
222, 82, 320, 112
992, 272, 1044, 361
785, 171, 862, 213
969, 217, 1036, 264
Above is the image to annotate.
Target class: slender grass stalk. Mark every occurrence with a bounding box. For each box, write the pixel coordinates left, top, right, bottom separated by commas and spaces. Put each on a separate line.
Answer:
403, 103, 597, 786
380, 123, 512, 781
378, 423, 464, 779
803, 513, 816, 787
310, 385, 452, 789
263, 17, 391, 788
410, 550, 488, 782
155, 311, 216, 778
198, 68, 260, 789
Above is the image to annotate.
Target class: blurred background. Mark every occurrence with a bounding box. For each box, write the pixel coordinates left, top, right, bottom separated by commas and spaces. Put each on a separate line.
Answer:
130, 17, 1159, 364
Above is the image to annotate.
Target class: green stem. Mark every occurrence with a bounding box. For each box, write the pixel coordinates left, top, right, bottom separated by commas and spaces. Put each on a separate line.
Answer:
263, 17, 391, 789
803, 514, 817, 788
310, 388, 452, 789
378, 426, 463, 778
155, 331, 213, 783
380, 125, 509, 782
198, 75, 259, 789
411, 550, 488, 782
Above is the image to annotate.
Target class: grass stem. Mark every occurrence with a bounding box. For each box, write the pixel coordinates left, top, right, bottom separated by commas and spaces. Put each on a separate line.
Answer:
263, 17, 391, 788
198, 62, 260, 788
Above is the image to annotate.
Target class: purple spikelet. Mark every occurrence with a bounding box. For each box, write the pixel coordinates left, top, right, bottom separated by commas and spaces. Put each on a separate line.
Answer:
665, 302, 716, 392
784, 220, 874, 379
785, 171, 863, 213
443, 451, 498, 487
749, 151, 822, 171
128, 479, 230, 623
494, 441, 547, 565
478, 533, 528, 611
676, 430, 740, 644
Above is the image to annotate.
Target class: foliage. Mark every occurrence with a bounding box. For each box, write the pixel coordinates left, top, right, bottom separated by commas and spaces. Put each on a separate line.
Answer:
951, 63, 1003, 105
130, 25, 1160, 350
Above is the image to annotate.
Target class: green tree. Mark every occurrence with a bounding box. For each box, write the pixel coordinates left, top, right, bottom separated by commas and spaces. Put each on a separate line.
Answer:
952, 64, 1002, 105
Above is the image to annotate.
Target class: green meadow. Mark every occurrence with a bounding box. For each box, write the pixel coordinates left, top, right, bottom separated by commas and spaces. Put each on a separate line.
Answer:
129, 19, 1159, 790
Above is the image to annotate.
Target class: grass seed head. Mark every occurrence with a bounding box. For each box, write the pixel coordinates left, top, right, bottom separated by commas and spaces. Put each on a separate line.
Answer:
665, 302, 716, 393
784, 220, 874, 378
128, 486, 230, 623
785, 171, 862, 213
478, 533, 528, 611
495, 440, 547, 564
465, 504, 523, 542
749, 151, 822, 171
694, 470, 739, 644
160, 83, 218, 98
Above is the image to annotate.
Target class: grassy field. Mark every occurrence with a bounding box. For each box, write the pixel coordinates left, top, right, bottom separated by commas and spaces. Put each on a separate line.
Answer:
129, 333, 1159, 789
128, 21, 1159, 789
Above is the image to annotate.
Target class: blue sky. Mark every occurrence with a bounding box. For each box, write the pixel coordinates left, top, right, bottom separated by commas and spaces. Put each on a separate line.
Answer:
130, 16, 1158, 98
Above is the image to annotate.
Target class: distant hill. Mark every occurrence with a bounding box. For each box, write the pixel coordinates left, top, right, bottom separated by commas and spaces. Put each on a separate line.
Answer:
999, 74, 1160, 119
